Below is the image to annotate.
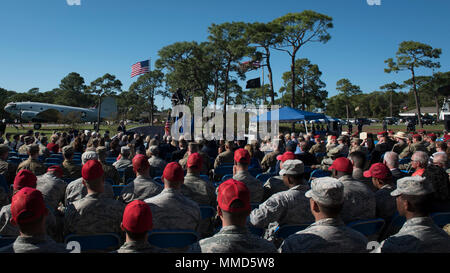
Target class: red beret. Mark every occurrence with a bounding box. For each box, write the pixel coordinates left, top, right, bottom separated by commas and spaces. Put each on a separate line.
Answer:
162, 162, 184, 183
217, 179, 251, 213
276, 151, 296, 163
47, 165, 63, 178
11, 187, 47, 225
14, 170, 37, 191
122, 200, 153, 233
330, 135, 337, 140
314, 135, 321, 139
82, 160, 104, 181
187, 153, 203, 170
363, 163, 392, 179
132, 154, 150, 173
329, 157, 353, 173
234, 148, 251, 165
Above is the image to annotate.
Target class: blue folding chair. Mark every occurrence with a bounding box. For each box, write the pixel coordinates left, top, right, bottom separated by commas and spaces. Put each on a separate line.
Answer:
153, 176, 164, 186
49, 153, 63, 160
273, 224, 312, 239
380, 212, 406, 240
45, 158, 62, 165
199, 205, 216, 220
430, 212, 450, 228
64, 233, 122, 252
112, 185, 126, 197
214, 164, 234, 177
105, 157, 117, 165
7, 157, 22, 165
347, 218, 385, 240
308, 169, 332, 184
256, 173, 273, 184
0, 236, 17, 248
248, 225, 265, 237
148, 230, 199, 249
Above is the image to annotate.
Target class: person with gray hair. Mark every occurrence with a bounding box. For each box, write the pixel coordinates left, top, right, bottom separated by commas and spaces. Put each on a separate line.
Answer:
64, 150, 114, 206
432, 153, 448, 169
113, 146, 132, 169
411, 151, 429, 177
147, 145, 167, 177
383, 151, 406, 183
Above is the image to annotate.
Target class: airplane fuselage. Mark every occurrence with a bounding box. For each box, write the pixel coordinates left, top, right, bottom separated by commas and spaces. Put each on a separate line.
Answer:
4, 101, 98, 122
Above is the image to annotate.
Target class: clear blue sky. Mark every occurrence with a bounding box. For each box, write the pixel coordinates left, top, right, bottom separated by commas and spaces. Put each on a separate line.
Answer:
0, 0, 449, 110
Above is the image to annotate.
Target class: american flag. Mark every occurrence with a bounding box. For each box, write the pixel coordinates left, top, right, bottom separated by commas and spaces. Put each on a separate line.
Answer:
131, 60, 150, 78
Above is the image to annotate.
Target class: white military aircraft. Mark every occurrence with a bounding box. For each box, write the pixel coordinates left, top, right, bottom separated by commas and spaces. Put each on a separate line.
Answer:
4, 97, 117, 129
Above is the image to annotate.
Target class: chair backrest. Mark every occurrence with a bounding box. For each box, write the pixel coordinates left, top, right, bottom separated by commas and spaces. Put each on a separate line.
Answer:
64, 233, 122, 253
199, 175, 210, 182
248, 225, 265, 237
256, 173, 272, 184
0, 236, 17, 248
112, 185, 126, 197
45, 158, 62, 164
147, 230, 199, 249
0, 174, 10, 194
347, 218, 385, 237
274, 224, 312, 239
49, 153, 63, 159
248, 168, 262, 177
430, 212, 450, 228
308, 169, 331, 184
199, 205, 216, 220
399, 157, 411, 164
153, 177, 164, 186
214, 164, 234, 176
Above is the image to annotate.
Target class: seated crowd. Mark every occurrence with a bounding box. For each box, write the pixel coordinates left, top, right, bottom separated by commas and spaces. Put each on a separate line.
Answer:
0, 128, 449, 253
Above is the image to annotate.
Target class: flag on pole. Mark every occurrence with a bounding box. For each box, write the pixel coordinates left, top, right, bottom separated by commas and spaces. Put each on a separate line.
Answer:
131, 60, 150, 78
246, 78, 261, 89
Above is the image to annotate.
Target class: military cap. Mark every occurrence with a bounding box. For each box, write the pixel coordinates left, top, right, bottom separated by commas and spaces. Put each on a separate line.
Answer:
279, 159, 304, 176
162, 162, 184, 183
217, 179, 251, 213
14, 170, 37, 191
96, 146, 107, 156
390, 176, 434, 197
24, 136, 33, 143
0, 144, 8, 154
121, 146, 131, 154
351, 138, 361, 144
27, 144, 39, 154
11, 187, 47, 225
82, 160, 104, 181
234, 148, 250, 165
327, 147, 342, 157
62, 145, 73, 155
305, 177, 344, 206
394, 132, 407, 139
122, 200, 153, 233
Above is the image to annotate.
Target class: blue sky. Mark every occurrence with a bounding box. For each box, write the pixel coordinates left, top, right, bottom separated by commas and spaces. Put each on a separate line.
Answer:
0, 0, 449, 110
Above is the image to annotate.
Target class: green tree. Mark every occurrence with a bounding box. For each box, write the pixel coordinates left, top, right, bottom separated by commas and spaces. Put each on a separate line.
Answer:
129, 70, 164, 126
336, 79, 362, 121
246, 22, 284, 105
57, 72, 89, 107
272, 11, 333, 111
208, 22, 255, 137
87, 73, 122, 131
280, 58, 327, 111
385, 41, 441, 128
380, 82, 404, 117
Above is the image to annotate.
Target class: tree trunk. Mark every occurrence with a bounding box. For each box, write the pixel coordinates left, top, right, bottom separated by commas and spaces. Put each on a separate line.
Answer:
150, 91, 154, 126
265, 48, 275, 105
301, 75, 306, 111
411, 67, 423, 128
223, 61, 231, 139
290, 54, 296, 132
435, 95, 440, 122
97, 96, 102, 132
390, 91, 393, 117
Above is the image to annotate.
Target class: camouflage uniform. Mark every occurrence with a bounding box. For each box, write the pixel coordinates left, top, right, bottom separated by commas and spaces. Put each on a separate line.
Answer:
263, 176, 289, 200
399, 142, 428, 159
61, 160, 82, 180
0, 158, 17, 185
112, 158, 132, 170
36, 172, 67, 210
278, 218, 368, 253
17, 158, 46, 176
374, 217, 450, 253
179, 152, 211, 175
119, 175, 163, 204
233, 170, 264, 203
374, 184, 396, 220
39, 144, 51, 159
260, 151, 280, 172
309, 143, 326, 155
338, 175, 376, 223
116, 241, 166, 253
101, 162, 122, 185
64, 192, 125, 236
392, 142, 407, 155
326, 143, 338, 153
250, 184, 314, 241
0, 234, 68, 253
214, 150, 234, 169
144, 188, 201, 232
64, 177, 114, 206
0, 204, 58, 239
427, 142, 437, 155
188, 225, 277, 253
181, 173, 216, 206
17, 144, 29, 155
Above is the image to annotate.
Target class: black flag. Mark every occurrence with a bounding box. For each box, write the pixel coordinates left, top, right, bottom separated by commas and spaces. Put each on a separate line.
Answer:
246, 77, 261, 89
